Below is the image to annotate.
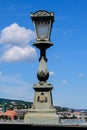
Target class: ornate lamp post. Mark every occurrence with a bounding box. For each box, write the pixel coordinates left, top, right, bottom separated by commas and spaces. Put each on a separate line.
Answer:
31, 10, 53, 81
24, 10, 60, 125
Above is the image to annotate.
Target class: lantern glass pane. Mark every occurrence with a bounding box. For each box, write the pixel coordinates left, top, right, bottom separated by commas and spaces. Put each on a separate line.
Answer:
36, 22, 50, 40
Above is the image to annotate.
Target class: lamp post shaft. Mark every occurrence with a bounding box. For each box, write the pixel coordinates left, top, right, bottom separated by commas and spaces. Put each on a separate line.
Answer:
39, 48, 47, 61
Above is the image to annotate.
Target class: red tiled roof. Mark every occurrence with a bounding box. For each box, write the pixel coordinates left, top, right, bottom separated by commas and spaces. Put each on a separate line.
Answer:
0, 110, 18, 118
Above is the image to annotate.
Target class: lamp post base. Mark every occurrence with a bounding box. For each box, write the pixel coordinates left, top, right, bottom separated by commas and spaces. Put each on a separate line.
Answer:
24, 82, 60, 125
24, 109, 60, 125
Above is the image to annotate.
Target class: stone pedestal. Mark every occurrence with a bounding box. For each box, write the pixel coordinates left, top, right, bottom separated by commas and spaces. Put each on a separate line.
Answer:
24, 82, 60, 125
24, 110, 59, 125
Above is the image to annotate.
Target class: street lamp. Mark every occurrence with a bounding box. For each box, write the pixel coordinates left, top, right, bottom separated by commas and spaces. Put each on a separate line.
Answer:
24, 10, 60, 125
31, 10, 54, 82
30, 10, 54, 49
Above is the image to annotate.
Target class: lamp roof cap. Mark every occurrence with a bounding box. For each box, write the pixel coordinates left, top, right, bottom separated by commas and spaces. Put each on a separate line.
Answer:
30, 10, 54, 22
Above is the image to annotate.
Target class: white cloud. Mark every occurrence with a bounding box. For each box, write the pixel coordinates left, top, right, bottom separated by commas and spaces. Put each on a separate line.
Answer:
0, 71, 2, 76
0, 23, 37, 62
0, 45, 37, 62
0, 74, 33, 101
63, 29, 80, 35
49, 71, 55, 76
79, 73, 84, 78
61, 80, 68, 84
0, 23, 35, 45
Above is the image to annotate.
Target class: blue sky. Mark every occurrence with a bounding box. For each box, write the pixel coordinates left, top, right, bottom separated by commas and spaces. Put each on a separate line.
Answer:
0, 0, 87, 109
